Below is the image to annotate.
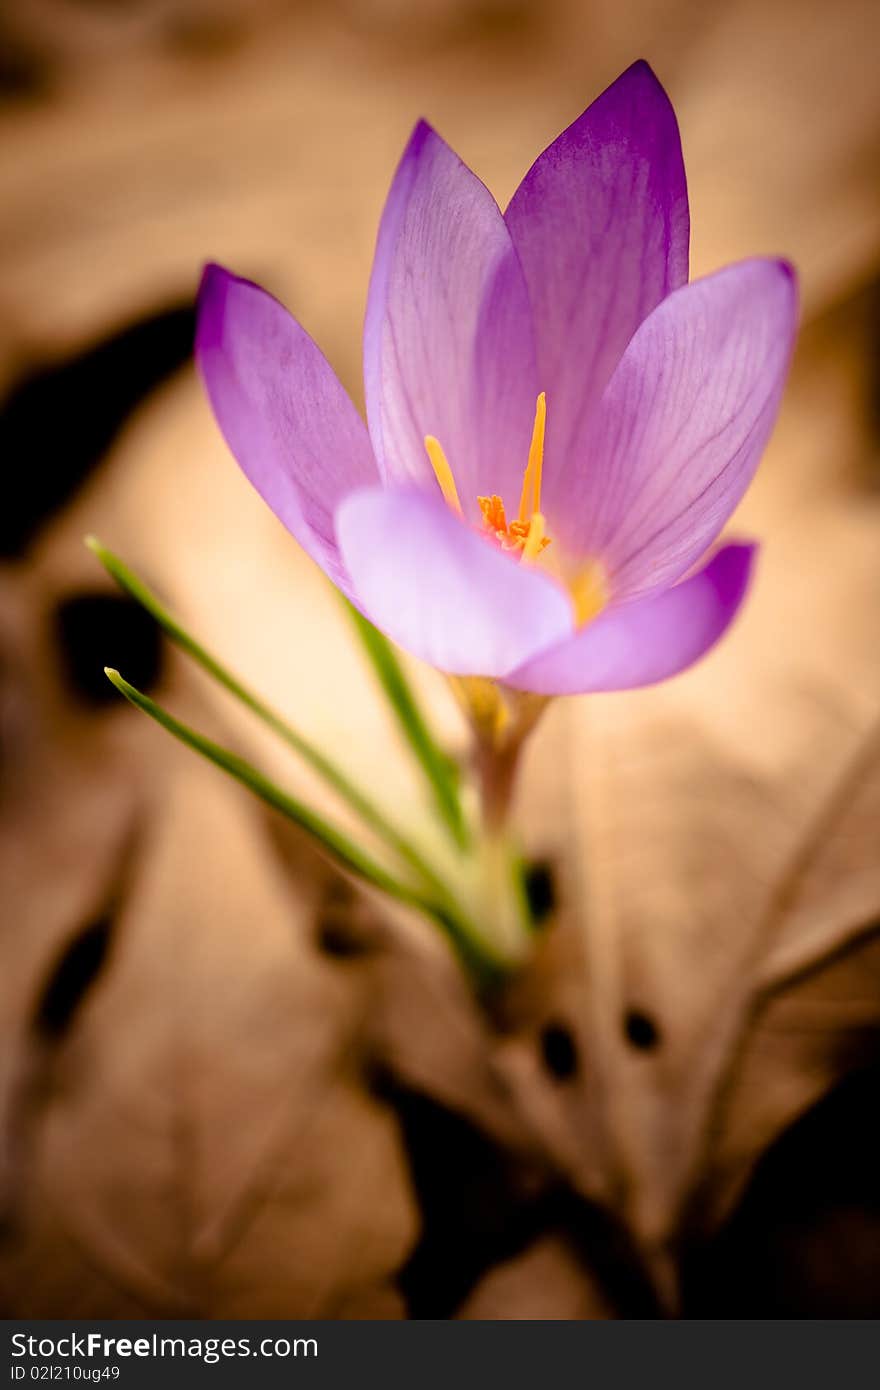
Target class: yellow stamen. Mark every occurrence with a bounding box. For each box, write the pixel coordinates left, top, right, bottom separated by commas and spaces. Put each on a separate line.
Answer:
424, 435, 462, 514
521, 512, 546, 563
518, 391, 546, 522
570, 561, 608, 627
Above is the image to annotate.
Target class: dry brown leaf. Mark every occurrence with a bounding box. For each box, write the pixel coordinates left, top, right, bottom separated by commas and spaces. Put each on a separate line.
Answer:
0, 540, 417, 1318
0, 745, 417, 1317
457, 1235, 614, 1320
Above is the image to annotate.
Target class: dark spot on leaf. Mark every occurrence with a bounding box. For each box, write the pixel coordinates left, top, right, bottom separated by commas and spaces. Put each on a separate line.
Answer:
540, 1021, 578, 1080
33, 916, 114, 1041
317, 916, 375, 958
624, 1009, 660, 1051
54, 592, 163, 706
314, 876, 383, 958
522, 858, 556, 924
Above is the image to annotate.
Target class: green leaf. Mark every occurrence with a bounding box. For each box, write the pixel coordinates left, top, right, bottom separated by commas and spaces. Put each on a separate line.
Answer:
104, 667, 504, 987
104, 668, 429, 901
343, 601, 469, 848
86, 537, 449, 892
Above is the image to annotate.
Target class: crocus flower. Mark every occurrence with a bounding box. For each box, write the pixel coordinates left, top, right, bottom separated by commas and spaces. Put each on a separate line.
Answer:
196, 60, 797, 695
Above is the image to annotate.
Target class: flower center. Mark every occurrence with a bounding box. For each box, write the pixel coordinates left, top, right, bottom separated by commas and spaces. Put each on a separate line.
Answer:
424, 392, 608, 627
425, 391, 550, 562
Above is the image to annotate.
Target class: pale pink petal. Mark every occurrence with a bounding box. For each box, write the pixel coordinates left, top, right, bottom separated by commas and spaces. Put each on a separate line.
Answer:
507, 543, 756, 694
336, 486, 573, 676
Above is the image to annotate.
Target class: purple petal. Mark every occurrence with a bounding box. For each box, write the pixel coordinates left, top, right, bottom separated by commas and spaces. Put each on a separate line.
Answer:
336, 487, 573, 677
505, 60, 689, 506
364, 121, 538, 513
554, 259, 797, 598
196, 264, 378, 595
506, 543, 756, 695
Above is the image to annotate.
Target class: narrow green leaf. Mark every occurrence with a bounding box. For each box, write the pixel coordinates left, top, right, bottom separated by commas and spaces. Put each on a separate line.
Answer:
344, 601, 469, 848
104, 668, 506, 987
104, 668, 436, 910
86, 537, 447, 890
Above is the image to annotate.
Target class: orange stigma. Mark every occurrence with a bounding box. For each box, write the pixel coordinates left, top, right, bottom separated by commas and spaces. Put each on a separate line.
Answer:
425, 391, 550, 562
424, 392, 607, 627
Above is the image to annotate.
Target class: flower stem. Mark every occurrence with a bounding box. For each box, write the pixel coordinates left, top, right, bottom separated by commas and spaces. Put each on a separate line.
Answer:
451, 679, 549, 834
474, 736, 522, 833
454, 682, 551, 943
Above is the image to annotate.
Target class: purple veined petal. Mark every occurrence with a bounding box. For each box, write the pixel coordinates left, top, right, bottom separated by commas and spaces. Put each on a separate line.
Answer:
555, 259, 797, 599
196, 264, 378, 597
363, 121, 538, 513
336, 486, 573, 677
506, 542, 756, 695
505, 60, 690, 510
